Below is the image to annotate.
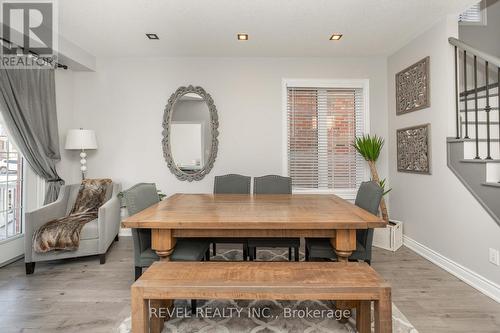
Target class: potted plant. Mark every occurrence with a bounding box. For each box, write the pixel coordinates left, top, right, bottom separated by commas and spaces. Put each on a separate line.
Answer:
353, 134, 389, 221
353, 135, 403, 251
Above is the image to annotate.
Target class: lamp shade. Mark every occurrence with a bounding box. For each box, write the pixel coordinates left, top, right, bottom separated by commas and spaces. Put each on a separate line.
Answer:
65, 129, 98, 150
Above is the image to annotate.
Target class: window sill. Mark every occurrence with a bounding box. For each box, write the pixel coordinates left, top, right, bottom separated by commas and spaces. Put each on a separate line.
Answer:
0, 233, 24, 245
292, 188, 357, 201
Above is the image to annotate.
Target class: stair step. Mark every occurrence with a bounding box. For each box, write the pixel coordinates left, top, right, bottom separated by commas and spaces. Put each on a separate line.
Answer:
460, 159, 500, 163
482, 182, 500, 188
448, 133, 500, 226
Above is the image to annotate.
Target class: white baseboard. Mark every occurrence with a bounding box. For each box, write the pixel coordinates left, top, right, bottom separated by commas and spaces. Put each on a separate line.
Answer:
403, 235, 500, 303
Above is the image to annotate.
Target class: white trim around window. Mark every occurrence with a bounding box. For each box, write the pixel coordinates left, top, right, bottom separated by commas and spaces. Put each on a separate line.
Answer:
281, 78, 370, 200
459, 1, 487, 26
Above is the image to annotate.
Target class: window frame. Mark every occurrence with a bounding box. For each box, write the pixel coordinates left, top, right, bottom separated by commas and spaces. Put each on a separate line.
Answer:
0, 143, 25, 245
281, 78, 370, 200
459, 1, 487, 26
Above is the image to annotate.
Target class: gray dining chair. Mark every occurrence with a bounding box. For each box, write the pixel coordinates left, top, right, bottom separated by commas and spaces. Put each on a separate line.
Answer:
211, 174, 251, 259
248, 175, 300, 261
121, 183, 210, 281
305, 181, 383, 264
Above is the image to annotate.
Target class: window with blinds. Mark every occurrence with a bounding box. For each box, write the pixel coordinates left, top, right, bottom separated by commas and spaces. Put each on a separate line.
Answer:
286, 86, 365, 192
459, 1, 486, 24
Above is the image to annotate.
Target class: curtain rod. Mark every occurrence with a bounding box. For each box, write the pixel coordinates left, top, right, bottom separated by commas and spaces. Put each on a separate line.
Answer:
0, 37, 68, 70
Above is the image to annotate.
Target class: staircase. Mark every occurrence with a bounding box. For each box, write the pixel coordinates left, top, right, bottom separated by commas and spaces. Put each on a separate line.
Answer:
447, 37, 500, 227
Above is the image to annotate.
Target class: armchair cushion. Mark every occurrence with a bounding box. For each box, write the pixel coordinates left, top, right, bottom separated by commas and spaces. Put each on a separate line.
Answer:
80, 219, 99, 240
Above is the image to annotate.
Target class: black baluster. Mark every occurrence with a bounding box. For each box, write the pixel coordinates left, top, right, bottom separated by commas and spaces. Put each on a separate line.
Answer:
474, 56, 480, 159
455, 46, 460, 139
485, 62, 492, 160
464, 50, 469, 138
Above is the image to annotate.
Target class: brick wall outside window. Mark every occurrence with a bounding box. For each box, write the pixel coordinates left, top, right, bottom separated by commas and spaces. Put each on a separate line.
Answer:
287, 87, 363, 191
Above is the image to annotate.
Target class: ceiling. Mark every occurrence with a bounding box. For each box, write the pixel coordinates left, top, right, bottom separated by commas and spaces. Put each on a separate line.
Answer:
58, 0, 477, 57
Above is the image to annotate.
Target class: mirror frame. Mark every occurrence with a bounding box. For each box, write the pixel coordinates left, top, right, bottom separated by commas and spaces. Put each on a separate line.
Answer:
162, 85, 219, 181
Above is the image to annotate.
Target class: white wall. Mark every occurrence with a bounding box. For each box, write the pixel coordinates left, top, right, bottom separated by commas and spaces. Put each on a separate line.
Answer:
67, 56, 388, 195
54, 70, 81, 186
387, 15, 500, 287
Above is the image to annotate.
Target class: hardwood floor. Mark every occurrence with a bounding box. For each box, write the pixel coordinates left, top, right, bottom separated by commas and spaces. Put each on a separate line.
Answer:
0, 237, 498, 333
372, 246, 500, 333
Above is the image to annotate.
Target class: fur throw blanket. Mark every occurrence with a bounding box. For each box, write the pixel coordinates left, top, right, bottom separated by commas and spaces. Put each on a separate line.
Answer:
33, 178, 112, 253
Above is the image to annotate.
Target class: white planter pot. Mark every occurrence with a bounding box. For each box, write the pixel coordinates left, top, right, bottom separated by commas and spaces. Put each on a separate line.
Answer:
373, 219, 403, 251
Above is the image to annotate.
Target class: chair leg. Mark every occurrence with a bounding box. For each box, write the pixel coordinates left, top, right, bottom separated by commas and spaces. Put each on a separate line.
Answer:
254, 247, 257, 259
135, 266, 142, 281
365, 259, 371, 266
305, 246, 309, 261
99, 253, 106, 265
114, 234, 119, 242
248, 247, 254, 261
243, 245, 248, 261
25, 262, 35, 275
288, 247, 292, 261
205, 249, 211, 261
294, 246, 299, 262
191, 300, 197, 315
212, 243, 217, 256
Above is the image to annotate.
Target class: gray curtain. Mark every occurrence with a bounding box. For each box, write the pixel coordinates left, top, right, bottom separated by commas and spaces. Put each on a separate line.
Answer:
0, 68, 64, 204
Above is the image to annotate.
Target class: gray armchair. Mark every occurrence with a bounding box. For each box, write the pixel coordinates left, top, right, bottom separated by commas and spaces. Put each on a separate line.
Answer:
24, 182, 122, 274
305, 181, 383, 264
122, 183, 210, 281
248, 175, 300, 261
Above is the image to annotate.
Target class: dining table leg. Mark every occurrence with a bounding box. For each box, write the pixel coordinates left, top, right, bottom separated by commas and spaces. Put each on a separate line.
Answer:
331, 229, 356, 262
150, 229, 177, 333
152, 229, 177, 259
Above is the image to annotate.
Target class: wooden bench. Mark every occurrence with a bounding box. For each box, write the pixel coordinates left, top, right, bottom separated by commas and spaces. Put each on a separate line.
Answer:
131, 262, 392, 333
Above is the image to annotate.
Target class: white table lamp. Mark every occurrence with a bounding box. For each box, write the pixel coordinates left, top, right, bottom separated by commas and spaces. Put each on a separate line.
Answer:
65, 129, 98, 179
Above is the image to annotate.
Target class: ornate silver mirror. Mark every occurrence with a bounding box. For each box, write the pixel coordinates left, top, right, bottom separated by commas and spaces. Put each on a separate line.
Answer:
162, 85, 219, 181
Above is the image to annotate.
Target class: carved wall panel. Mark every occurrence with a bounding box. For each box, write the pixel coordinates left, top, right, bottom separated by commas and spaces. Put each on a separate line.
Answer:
396, 57, 430, 115
397, 124, 431, 174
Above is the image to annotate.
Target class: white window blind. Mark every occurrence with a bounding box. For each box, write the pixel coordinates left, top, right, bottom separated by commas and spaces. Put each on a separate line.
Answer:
287, 87, 365, 192
459, 2, 484, 23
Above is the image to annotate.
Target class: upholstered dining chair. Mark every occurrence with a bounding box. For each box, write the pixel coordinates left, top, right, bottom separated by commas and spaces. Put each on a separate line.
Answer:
121, 183, 210, 281
305, 181, 383, 264
248, 175, 300, 261
211, 174, 251, 259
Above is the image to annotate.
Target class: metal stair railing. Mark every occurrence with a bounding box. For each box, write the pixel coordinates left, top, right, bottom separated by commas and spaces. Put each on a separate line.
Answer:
449, 37, 500, 163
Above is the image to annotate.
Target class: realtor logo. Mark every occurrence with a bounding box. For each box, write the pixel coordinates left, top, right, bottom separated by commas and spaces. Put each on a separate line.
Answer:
0, 0, 57, 68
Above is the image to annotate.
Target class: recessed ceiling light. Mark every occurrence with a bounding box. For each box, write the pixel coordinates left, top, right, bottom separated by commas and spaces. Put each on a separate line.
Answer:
329, 34, 343, 41
237, 33, 249, 41
146, 33, 159, 40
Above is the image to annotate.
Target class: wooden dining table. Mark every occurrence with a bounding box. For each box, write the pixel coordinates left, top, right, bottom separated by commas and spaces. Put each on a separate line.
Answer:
121, 193, 387, 262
